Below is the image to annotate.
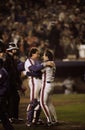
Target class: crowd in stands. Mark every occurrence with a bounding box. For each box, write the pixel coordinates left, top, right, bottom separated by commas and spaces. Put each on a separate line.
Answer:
0, 0, 85, 60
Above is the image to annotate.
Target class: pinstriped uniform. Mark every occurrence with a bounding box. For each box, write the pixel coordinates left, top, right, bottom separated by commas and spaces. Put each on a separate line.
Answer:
24, 58, 41, 101
40, 64, 57, 123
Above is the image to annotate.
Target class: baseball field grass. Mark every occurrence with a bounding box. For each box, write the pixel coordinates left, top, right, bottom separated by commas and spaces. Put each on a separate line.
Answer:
0, 94, 85, 130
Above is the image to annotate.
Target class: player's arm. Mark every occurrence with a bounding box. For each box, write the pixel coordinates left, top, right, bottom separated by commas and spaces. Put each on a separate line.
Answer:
29, 61, 55, 72
29, 64, 43, 72
26, 71, 40, 77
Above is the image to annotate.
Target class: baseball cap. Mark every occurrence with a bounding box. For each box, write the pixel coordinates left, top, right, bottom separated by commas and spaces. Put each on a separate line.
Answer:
6, 42, 19, 51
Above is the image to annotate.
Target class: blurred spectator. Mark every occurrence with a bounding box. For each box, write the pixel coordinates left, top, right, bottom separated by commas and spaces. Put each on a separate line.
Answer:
62, 77, 76, 94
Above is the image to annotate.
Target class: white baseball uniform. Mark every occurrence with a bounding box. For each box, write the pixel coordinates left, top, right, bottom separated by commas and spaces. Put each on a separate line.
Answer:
40, 63, 57, 123
24, 58, 41, 101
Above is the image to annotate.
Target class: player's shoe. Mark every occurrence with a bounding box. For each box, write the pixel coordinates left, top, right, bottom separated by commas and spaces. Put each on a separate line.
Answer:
26, 121, 32, 127
52, 121, 60, 126
32, 119, 44, 125
47, 122, 52, 127
37, 119, 44, 125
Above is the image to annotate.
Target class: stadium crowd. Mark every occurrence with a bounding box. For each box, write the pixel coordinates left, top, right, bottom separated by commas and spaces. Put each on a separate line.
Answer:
0, 0, 85, 60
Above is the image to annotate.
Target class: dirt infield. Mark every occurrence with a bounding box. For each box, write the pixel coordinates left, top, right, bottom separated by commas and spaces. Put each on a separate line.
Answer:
0, 121, 85, 130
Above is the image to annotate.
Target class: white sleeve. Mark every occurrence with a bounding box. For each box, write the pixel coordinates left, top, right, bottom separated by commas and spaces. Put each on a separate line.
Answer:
24, 59, 31, 72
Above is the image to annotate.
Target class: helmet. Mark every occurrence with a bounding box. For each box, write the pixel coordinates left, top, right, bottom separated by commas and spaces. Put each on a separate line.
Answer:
6, 42, 19, 51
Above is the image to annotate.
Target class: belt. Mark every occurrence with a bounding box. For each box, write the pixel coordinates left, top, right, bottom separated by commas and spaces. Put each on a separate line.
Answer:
47, 81, 53, 83
35, 77, 42, 80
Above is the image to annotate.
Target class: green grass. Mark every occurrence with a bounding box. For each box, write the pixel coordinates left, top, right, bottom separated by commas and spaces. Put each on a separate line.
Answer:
52, 94, 85, 123
0, 94, 85, 130
56, 104, 85, 123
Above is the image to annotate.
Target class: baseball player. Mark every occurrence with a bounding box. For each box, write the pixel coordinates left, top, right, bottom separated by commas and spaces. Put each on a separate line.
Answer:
24, 47, 54, 126
40, 49, 58, 126
24, 47, 42, 126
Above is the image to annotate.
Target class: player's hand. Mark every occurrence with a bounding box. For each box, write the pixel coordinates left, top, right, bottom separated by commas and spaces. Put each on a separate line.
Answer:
46, 61, 55, 67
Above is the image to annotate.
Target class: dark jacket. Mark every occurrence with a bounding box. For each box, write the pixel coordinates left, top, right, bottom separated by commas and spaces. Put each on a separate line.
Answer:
4, 53, 22, 92
0, 67, 9, 96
